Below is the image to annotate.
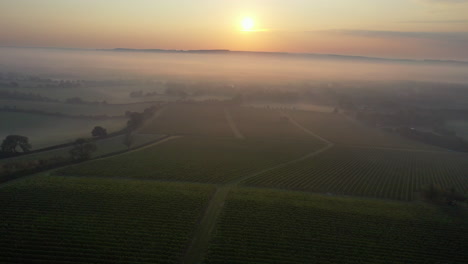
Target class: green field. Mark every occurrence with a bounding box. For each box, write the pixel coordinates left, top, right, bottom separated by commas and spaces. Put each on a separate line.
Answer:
245, 146, 468, 201
0, 99, 157, 116
2, 105, 467, 264
58, 136, 323, 183
230, 107, 315, 141
205, 188, 468, 264
447, 120, 468, 141
140, 103, 233, 137
0, 175, 214, 264
289, 110, 438, 149
0, 112, 126, 149
0, 133, 166, 167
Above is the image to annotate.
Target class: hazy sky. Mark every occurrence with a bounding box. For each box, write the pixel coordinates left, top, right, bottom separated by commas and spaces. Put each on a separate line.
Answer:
1, 0, 468, 59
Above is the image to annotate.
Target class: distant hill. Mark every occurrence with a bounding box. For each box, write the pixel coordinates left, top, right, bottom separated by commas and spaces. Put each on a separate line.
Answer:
103, 48, 468, 67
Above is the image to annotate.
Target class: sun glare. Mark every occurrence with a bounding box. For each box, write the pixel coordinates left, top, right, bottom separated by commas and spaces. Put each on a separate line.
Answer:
241, 17, 255, 31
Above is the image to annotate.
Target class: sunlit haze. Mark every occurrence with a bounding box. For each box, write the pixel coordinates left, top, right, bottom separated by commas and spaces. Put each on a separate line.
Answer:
2, 0, 468, 59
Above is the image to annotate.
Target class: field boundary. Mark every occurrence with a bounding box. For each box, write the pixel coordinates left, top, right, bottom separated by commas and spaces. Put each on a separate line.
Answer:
224, 108, 245, 140
342, 144, 452, 154
279, 110, 333, 145
183, 113, 335, 263
0, 135, 178, 186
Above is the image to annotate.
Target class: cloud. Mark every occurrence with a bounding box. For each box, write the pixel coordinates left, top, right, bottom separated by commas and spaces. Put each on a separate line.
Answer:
313, 29, 468, 42
418, 0, 468, 3
416, 0, 468, 5
399, 19, 468, 23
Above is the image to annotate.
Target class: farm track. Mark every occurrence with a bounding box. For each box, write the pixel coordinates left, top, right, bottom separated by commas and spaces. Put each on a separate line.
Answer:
339, 144, 454, 154
279, 110, 333, 145
183, 111, 334, 264
0, 135, 179, 187
108, 135, 181, 158
224, 108, 245, 140
282, 110, 452, 154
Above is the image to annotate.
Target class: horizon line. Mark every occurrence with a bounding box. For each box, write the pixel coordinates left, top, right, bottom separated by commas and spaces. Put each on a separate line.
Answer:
2, 45, 468, 66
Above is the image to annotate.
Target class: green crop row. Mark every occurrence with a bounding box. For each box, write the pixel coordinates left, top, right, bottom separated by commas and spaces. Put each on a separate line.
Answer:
58, 137, 322, 183
288, 110, 438, 150
204, 188, 468, 264
245, 146, 468, 201
140, 103, 233, 137
0, 176, 214, 264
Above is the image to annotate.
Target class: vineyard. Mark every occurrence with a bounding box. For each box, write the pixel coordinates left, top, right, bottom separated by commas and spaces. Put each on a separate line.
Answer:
140, 103, 233, 137
245, 146, 468, 201
205, 188, 468, 264
229, 107, 318, 142
58, 136, 323, 183
288, 110, 439, 149
0, 175, 214, 264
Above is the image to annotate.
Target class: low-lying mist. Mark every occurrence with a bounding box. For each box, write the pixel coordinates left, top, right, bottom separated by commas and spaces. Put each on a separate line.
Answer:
1, 47, 467, 84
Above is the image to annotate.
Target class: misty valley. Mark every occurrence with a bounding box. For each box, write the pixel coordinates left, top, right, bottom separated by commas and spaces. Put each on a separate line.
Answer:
1, 48, 467, 264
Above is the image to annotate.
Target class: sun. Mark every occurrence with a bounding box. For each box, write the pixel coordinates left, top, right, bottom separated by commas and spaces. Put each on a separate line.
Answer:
241, 17, 255, 31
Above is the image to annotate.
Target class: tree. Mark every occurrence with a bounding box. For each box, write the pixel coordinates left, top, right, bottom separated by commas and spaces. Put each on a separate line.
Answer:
123, 133, 133, 150
69, 138, 97, 161
126, 112, 145, 131
91, 126, 108, 138
1, 135, 32, 153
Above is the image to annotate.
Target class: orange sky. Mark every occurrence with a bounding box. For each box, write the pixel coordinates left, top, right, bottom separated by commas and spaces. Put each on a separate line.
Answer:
1, 0, 468, 59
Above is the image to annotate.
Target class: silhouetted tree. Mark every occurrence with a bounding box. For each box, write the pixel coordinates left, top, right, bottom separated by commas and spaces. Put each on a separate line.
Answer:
123, 133, 133, 150
1, 135, 32, 153
91, 126, 108, 138
126, 112, 145, 131
69, 138, 97, 161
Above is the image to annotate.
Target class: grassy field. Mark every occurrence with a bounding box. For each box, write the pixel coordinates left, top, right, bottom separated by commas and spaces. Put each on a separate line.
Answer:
447, 120, 468, 141
2, 104, 466, 264
245, 146, 468, 201
288, 110, 438, 149
205, 188, 468, 264
0, 112, 126, 149
58, 136, 324, 183
140, 103, 233, 138
0, 99, 157, 116
0, 133, 166, 166
229, 107, 316, 141
0, 175, 214, 264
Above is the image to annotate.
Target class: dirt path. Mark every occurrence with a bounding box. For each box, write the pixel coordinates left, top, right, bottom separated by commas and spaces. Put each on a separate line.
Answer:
341, 144, 452, 154
0, 135, 180, 187
183, 114, 335, 264
182, 186, 231, 264
224, 108, 245, 140
105, 135, 180, 158
279, 110, 333, 145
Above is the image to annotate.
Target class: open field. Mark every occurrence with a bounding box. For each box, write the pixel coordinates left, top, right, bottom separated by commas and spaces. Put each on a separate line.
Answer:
288, 110, 439, 149
229, 107, 317, 141
0, 175, 214, 264
205, 188, 468, 264
58, 136, 324, 183
447, 120, 468, 141
140, 103, 233, 137
0, 99, 157, 116
245, 146, 468, 201
0, 112, 126, 149
0, 134, 166, 167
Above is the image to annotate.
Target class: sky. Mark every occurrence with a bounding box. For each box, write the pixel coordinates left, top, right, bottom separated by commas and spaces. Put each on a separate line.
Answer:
1, 0, 468, 60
